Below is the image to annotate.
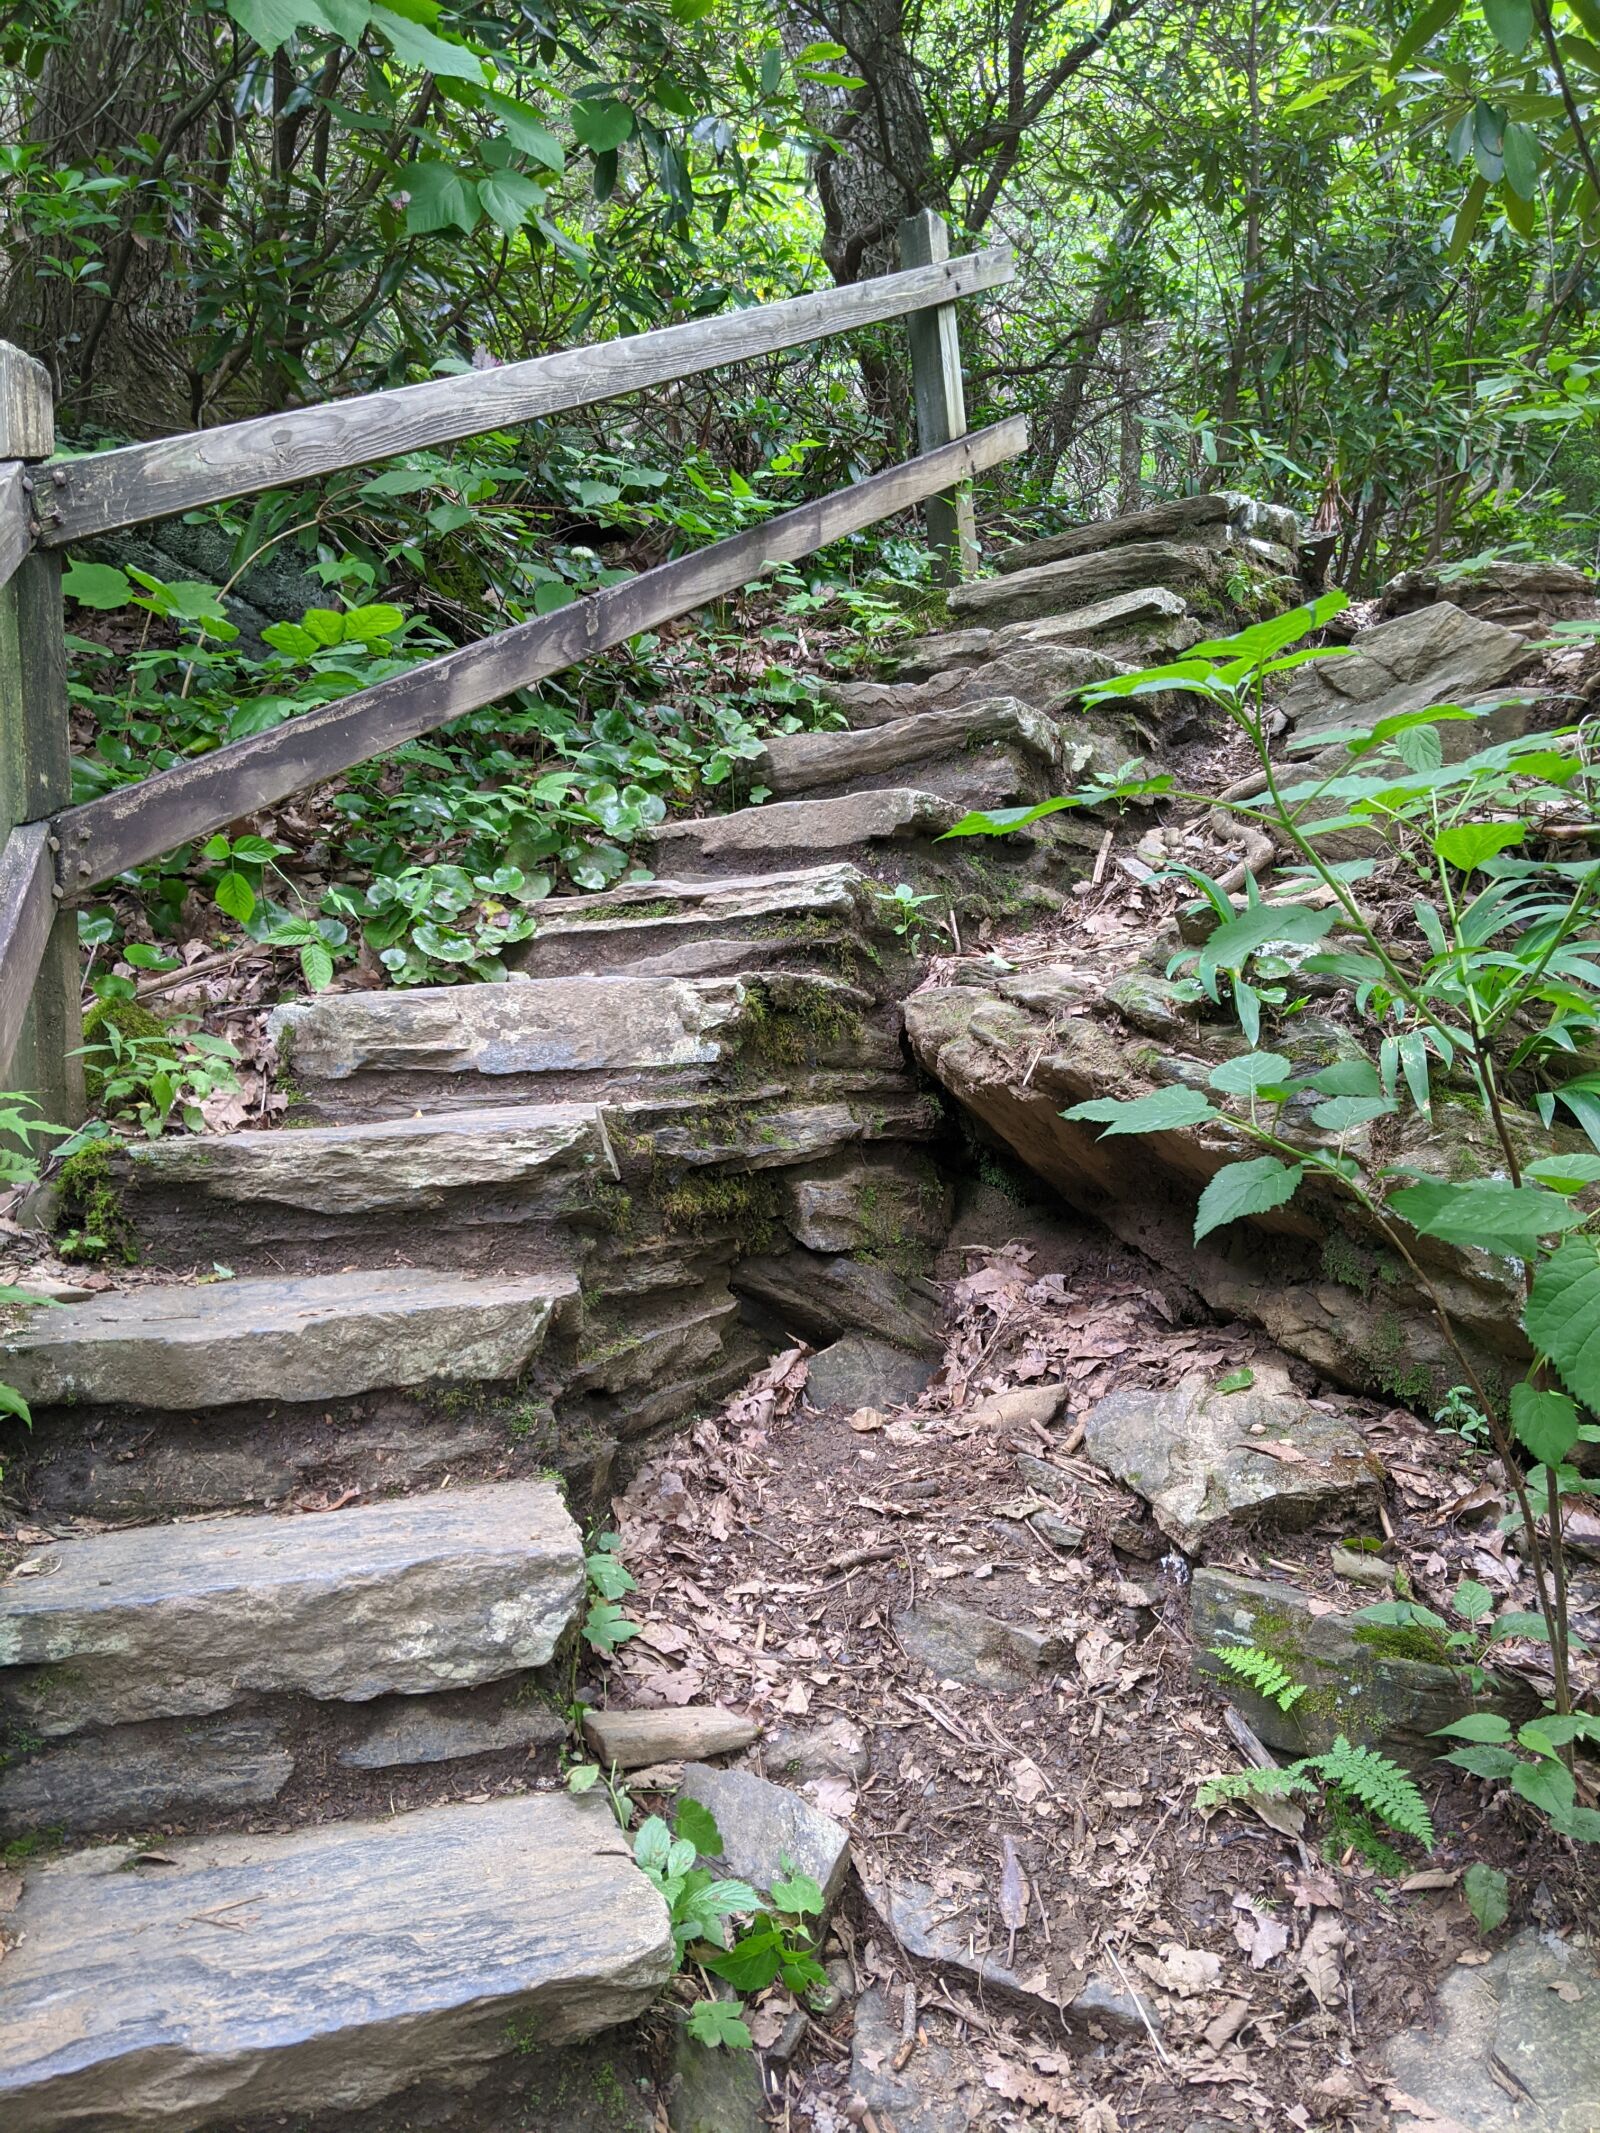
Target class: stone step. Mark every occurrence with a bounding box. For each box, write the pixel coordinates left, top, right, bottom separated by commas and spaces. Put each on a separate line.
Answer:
897, 588, 1199, 678
0, 1266, 579, 1409
648, 786, 963, 869
0, 1791, 672, 2133
996, 492, 1230, 573
271, 968, 895, 1119
949, 540, 1227, 628
509, 862, 890, 983
824, 652, 1121, 727
757, 699, 1064, 806
1, 1477, 583, 1734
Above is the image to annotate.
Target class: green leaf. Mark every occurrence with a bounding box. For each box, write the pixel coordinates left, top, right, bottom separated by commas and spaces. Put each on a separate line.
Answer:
1511, 1754, 1576, 1819
1526, 1153, 1600, 1193
1443, 1742, 1520, 1779
478, 168, 545, 233
1392, 0, 1462, 69
583, 1597, 638, 1654
369, 4, 484, 81
769, 1869, 824, 1917
633, 1815, 671, 1872
1197, 903, 1339, 987
62, 560, 134, 609
227, 0, 331, 49
1487, 1610, 1552, 1643
1482, 0, 1533, 50
673, 1796, 723, 1858
1524, 1236, 1600, 1410
214, 870, 256, 924
1501, 119, 1541, 200
1310, 1094, 1397, 1131
1062, 1087, 1215, 1137
1453, 1577, 1496, 1622
1433, 1711, 1514, 1743
1432, 822, 1526, 870
1389, 1179, 1585, 1258
299, 940, 334, 992
1194, 1157, 1305, 1242
572, 100, 634, 152
483, 91, 565, 170
401, 161, 481, 234
340, 603, 404, 642
0, 1382, 33, 1426
686, 1999, 753, 2050
1463, 1861, 1509, 1934
1207, 1051, 1293, 1095
1215, 1366, 1256, 1394
1509, 1382, 1581, 1466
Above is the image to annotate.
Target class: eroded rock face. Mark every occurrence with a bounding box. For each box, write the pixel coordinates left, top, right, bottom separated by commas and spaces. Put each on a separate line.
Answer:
0, 1714, 293, 1838
1279, 600, 1539, 740
1082, 1359, 1379, 1554
904, 961, 1538, 1405
0, 1793, 673, 2133
1379, 558, 1593, 626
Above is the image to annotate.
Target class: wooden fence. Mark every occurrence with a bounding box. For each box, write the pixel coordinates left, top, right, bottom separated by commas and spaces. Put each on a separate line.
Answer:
0, 211, 1022, 1118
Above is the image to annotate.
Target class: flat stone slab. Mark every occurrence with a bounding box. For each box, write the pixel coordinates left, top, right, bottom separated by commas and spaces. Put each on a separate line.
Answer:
1279, 601, 1538, 739
804, 1333, 934, 1412
761, 700, 1062, 792
948, 541, 1224, 628
584, 1705, 759, 1770
1, 1478, 584, 1732
0, 1792, 673, 2133
0, 1714, 292, 1838
338, 1683, 567, 1770
781, 1149, 949, 1257
271, 972, 751, 1089
1191, 1567, 1532, 1764
0, 1267, 578, 1408
1382, 1927, 1598, 2131
650, 787, 961, 860
997, 492, 1229, 572
1082, 1358, 1380, 1554
678, 1761, 850, 1908
896, 1596, 1067, 1690
125, 1103, 605, 1214
825, 653, 1121, 728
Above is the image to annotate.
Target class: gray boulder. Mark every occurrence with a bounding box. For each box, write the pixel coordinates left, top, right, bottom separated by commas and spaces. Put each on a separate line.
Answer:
804, 1334, 934, 1412
1279, 601, 1539, 742
677, 1761, 850, 1908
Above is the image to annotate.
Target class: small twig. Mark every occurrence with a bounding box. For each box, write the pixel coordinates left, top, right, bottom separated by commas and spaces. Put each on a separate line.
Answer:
1105, 1943, 1173, 2071
892, 1981, 918, 2072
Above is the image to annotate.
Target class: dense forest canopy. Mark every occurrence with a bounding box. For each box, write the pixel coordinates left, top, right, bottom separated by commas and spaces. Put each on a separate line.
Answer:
6, 0, 1600, 583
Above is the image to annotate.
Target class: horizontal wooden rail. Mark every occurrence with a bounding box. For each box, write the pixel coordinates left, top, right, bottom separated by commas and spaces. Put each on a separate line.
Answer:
0, 822, 56, 1073
53, 416, 1026, 894
37, 249, 1014, 547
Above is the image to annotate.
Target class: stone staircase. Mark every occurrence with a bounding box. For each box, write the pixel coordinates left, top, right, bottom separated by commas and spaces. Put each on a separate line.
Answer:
0, 490, 1305, 2130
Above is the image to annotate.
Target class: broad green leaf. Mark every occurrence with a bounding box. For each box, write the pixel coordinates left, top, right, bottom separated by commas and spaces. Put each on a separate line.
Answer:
673, 1796, 723, 1858
573, 100, 634, 152
1433, 1712, 1514, 1743
1194, 1157, 1304, 1242
1509, 1382, 1581, 1466
214, 870, 256, 924
61, 561, 134, 608
1463, 1861, 1508, 1934
633, 1815, 671, 1871
1389, 1179, 1585, 1257
1511, 1754, 1575, 1818
369, 4, 485, 81
483, 90, 565, 169
1197, 903, 1338, 986
1487, 1610, 1552, 1643
1207, 1051, 1293, 1095
1482, 0, 1533, 50
1501, 119, 1541, 199
1062, 1088, 1215, 1137
1310, 1094, 1396, 1131
1311, 1059, 1382, 1097
1215, 1365, 1256, 1393
770, 1869, 824, 1915
1526, 1153, 1600, 1193
1392, 0, 1463, 69
340, 603, 404, 642
300, 940, 334, 991
686, 1999, 753, 2050
478, 168, 545, 233
0, 1382, 32, 1426
227, 0, 331, 48
1444, 1742, 1520, 1779
1524, 1235, 1600, 1409
1432, 822, 1526, 870
1453, 1577, 1495, 1622
401, 161, 481, 233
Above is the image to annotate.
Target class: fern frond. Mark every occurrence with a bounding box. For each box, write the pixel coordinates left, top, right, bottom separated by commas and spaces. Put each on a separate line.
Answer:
1310, 1736, 1434, 1851
1210, 1642, 1307, 1714
1195, 1764, 1317, 1813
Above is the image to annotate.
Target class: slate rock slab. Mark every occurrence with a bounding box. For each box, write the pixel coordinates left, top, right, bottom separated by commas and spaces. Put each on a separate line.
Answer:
1278, 601, 1538, 741
0, 1266, 578, 1408
948, 541, 1223, 628
0, 1713, 292, 1838
677, 1761, 850, 1907
1381, 1927, 1598, 2130
895, 1596, 1068, 1690
804, 1333, 934, 1412
732, 1250, 944, 1355
1191, 1567, 1533, 1763
338, 1683, 567, 1770
1, 1478, 584, 1734
996, 492, 1229, 572
849, 1989, 974, 2133
0, 1791, 673, 2133
1083, 1359, 1379, 1554
651, 787, 961, 860
668, 2024, 767, 2133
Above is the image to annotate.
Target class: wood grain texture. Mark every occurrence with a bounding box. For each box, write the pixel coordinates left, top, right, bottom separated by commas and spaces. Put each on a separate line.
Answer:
0, 465, 30, 594
0, 343, 53, 459
0, 823, 56, 1080
39, 249, 1015, 544
899, 212, 979, 582
56, 417, 1027, 891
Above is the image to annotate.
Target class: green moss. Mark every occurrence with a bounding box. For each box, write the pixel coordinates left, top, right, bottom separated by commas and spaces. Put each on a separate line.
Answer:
657, 1168, 781, 1249
1352, 1621, 1454, 1666
1320, 1230, 1373, 1298
55, 1142, 136, 1264
729, 981, 863, 1077
79, 998, 173, 1105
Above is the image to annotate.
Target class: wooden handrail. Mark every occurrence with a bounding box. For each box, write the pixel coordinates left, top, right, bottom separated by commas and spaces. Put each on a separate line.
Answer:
35, 248, 1014, 547
53, 417, 1027, 895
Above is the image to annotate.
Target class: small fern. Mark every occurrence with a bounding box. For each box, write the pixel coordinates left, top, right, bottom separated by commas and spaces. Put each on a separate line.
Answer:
1313, 1736, 1434, 1851
1196, 1735, 1434, 1855
1210, 1642, 1307, 1713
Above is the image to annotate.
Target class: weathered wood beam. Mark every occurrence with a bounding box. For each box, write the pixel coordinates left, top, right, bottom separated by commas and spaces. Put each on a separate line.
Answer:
0, 464, 31, 595
55, 417, 1027, 894
0, 823, 57, 1080
38, 250, 1015, 546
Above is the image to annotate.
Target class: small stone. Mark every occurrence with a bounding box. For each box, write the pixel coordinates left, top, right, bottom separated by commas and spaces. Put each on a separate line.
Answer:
762, 1717, 870, 1786
1329, 1543, 1395, 1588
895, 1597, 1067, 1690
677, 1762, 850, 1909
668, 2022, 767, 2133
967, 1383, 1069, 1431
1014, 1452, 1072, 1500
1029, 1509, 1085, 1552
1083, 1359, 1379, 1554
584, 1706, 760, 1772
806, 1334, 934, 1414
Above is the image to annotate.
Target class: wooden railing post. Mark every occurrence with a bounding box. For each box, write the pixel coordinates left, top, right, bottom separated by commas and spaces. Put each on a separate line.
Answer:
898, 209, 980, 583
0, 343, 83, 1122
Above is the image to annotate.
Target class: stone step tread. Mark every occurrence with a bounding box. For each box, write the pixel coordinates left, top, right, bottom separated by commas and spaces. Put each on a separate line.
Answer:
1, 1477, 582, 1732
757, 701, 1062, 794
528, 860, 874, 926
0, 1266, 579, 1409
649, 786, 963, 860
0, 1792, 672, 2133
